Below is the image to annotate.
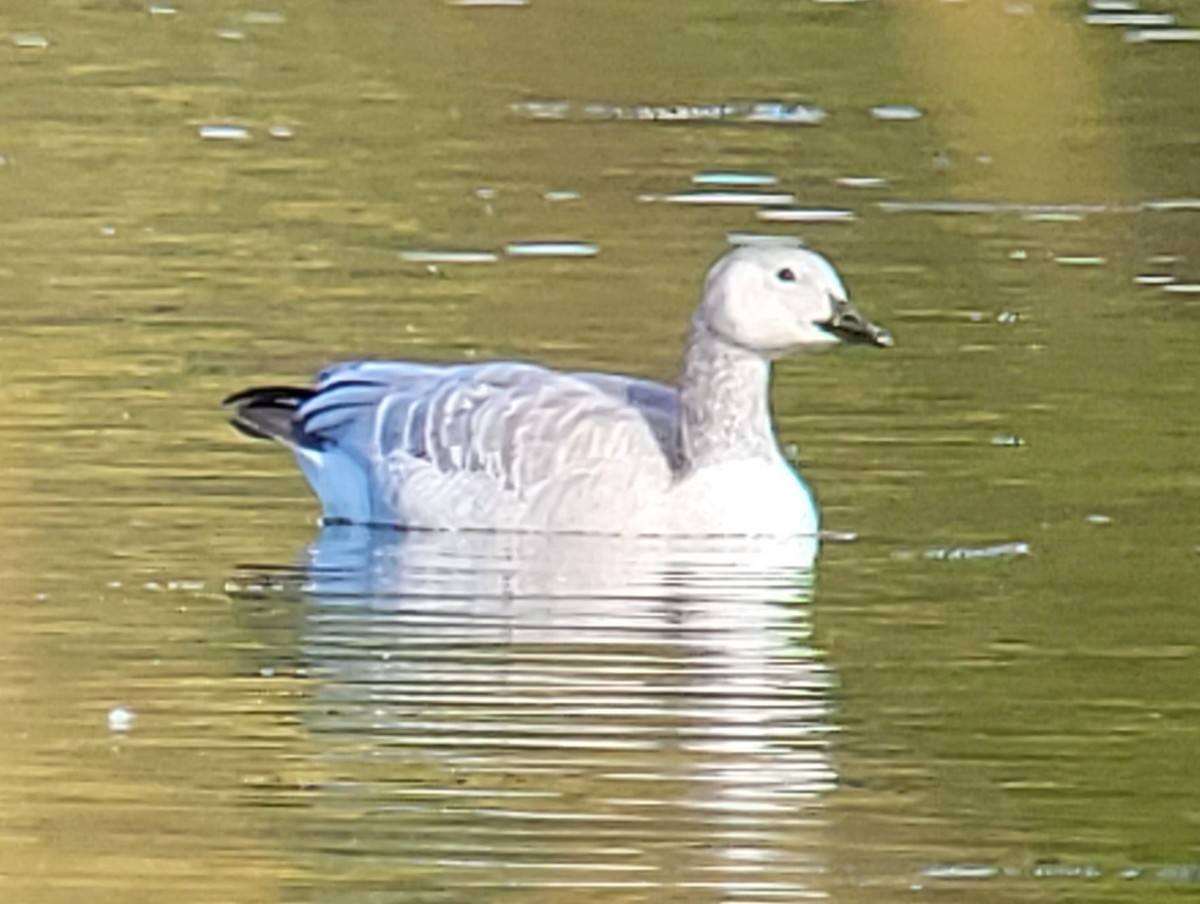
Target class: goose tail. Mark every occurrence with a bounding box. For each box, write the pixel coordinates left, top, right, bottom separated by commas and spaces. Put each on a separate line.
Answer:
223, 385, 317, 449
224, 384, 375, 523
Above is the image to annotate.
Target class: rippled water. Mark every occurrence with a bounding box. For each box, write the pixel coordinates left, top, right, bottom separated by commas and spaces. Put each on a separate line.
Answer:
2, 0, 1199, 901
229, 529, 829, 901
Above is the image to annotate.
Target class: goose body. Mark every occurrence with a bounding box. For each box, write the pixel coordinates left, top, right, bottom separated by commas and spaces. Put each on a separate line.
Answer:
226, 245, 891, 536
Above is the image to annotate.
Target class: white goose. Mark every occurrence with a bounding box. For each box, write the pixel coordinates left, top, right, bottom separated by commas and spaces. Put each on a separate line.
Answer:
225, 244, 891, 536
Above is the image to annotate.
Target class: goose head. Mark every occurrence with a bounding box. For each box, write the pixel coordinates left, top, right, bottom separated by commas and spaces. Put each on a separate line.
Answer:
698, 244, 893, 356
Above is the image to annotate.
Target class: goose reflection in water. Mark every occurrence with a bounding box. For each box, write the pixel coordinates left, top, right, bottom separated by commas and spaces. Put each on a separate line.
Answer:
240, 525, 840, 902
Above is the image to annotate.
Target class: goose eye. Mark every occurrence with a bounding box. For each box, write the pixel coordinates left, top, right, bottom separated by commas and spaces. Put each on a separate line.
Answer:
776, 268, 796, 283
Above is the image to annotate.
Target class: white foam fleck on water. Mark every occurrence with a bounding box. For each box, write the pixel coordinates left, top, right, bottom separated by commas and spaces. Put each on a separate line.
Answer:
1135, 274, 1175, 285
148, 4, 178, 15
199, 124, 251, 141
1086, 12, 1174, 25
267, 124, 294, 140
1163, 283, 1200, 294
449, 0, 529, 5
1054, 254, 1107, 266
399, 249, 499, 264
543, 190, 580, 202
215, 28, 246, 40
692, 172, 779, 187
511, 99, 827, 125
108, 706, 136, 733
923, 864, 1001, 879
757, 208, 856, 222
640, 191, 797, 207
12, 33, 50, 48
877, 200, 1188, 217
745, 102, 827, 124
880, 200, 998, 214
1145, 198, 1200, 211
505, 241, 599, 258
1086, 513, 1114, 525
1033, 864, 1103, 879
1125, 28, 1200, 42
243, 11, 287, 24
923, 542, 1031, 561
512, 100, 570, 119
820, 530, 859, 543
1029, 213, 1086, 223
837, 176, 888, 188
871, 104, 924, 121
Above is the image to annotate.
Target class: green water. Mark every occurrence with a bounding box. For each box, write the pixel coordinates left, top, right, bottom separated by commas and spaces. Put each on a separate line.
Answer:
1, 0, 1198, 901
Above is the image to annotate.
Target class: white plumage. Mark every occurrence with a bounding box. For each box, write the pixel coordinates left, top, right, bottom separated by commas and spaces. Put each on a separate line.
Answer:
226, 244, 891, 536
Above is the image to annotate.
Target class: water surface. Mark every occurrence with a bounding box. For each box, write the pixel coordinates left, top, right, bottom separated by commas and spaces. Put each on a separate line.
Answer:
2, 0, 1199, 901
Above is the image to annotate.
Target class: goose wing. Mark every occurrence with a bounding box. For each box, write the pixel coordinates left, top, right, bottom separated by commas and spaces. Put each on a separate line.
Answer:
569, 371, 681, 467
295, 360, 675, 526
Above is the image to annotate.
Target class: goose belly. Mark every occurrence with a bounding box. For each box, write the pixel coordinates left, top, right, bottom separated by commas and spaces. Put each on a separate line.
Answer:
665, 458, 818, 536
371, 455, 816, 537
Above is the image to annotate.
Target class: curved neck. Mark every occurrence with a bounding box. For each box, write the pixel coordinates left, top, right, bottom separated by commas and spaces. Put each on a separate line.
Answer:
677, 319, 778, 473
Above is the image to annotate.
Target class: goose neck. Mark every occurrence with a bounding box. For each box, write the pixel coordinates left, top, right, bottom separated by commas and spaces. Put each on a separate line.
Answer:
678, 322, 777, 472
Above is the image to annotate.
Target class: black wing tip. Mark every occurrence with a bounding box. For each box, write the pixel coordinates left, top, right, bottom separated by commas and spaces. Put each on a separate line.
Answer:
224, 384, 317, 446
223, 384, 315, 409
227, 417, 271, 442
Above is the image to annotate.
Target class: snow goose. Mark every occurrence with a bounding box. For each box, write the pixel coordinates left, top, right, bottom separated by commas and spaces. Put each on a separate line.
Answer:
225, 244, 892, 535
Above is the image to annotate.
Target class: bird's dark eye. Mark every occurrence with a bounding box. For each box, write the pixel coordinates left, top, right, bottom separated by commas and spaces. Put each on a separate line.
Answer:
776, 268, 796, 282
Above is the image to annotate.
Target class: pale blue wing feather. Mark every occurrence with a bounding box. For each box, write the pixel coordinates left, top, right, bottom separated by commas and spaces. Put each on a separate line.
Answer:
291, 360, 674, 526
